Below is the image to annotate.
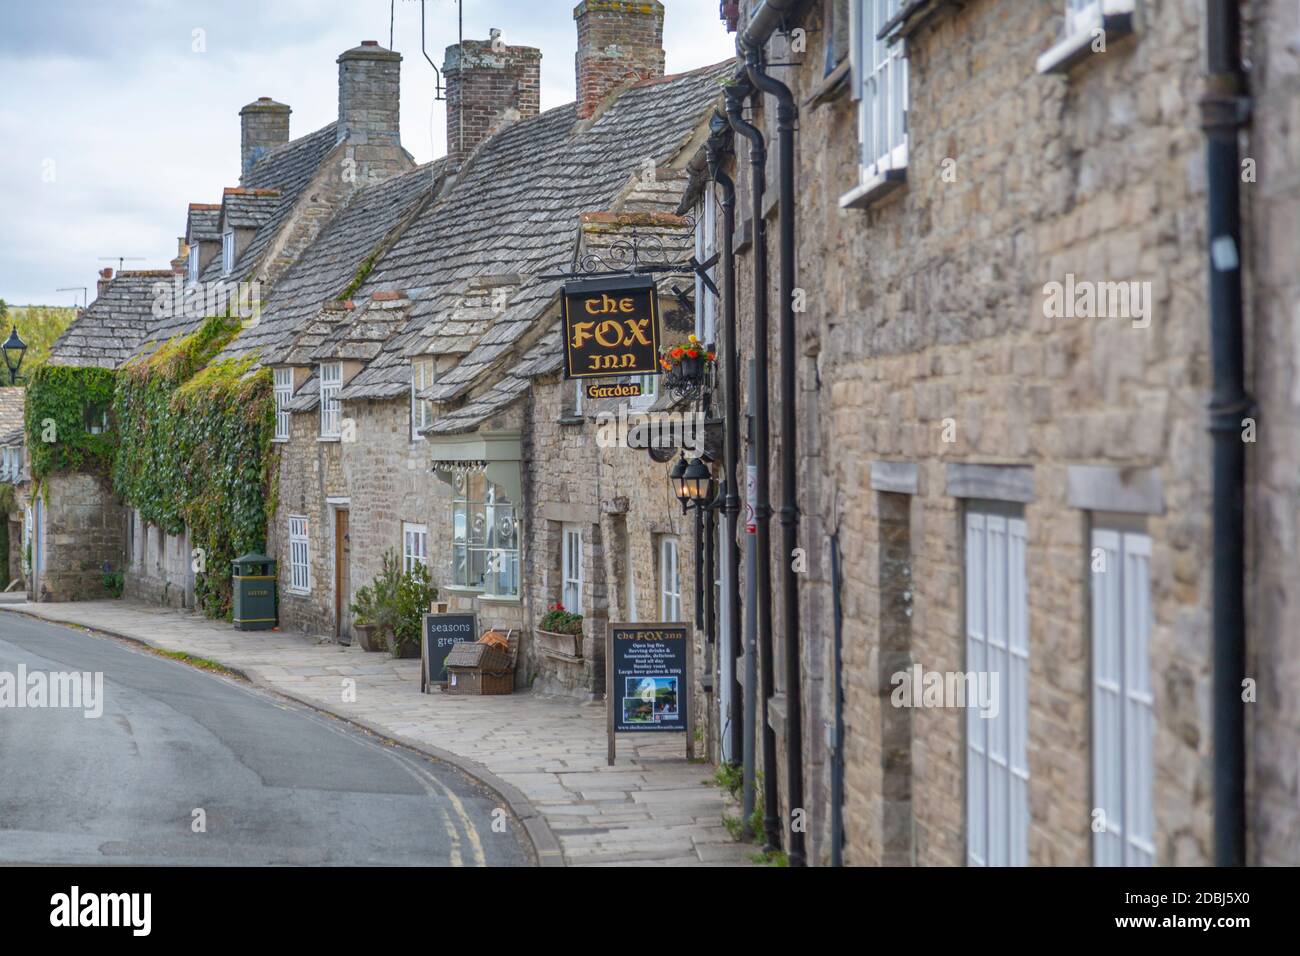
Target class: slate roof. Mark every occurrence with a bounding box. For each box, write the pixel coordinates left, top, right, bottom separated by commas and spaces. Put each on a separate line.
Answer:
185, 204, 222, 243
226, 161, 441, 363
0, 387, 23, 447
47, 272, 170, 368
221, 187, 281, 230
137, 123, 341, 355
338, 60, 733, 407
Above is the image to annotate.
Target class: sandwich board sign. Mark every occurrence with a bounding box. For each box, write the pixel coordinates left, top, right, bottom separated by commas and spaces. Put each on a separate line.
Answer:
422, 612, 476, 693
605, 622, 693, 765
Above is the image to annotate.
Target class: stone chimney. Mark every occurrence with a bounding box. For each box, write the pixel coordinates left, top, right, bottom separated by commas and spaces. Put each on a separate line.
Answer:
97, 268, 113, 298
337, 41, 404, 184
443, 32, 542, 169
171, 238, 188, 276
239, 97, 291, 178
574, 0, 666, 120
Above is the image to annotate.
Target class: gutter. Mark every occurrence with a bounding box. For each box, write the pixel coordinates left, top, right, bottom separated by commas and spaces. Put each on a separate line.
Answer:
724, 85, 782, 856
1200, 0, 1252, 867
746, 48, 805, 869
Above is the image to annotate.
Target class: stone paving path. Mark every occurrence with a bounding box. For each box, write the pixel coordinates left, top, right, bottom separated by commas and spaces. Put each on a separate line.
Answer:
0, 600, 752, 867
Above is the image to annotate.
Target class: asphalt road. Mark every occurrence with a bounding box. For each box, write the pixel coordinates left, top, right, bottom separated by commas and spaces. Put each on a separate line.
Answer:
0, 614, 532, 866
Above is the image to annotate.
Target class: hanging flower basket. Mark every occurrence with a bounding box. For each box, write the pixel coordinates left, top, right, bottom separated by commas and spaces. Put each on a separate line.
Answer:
659, 335, 716, 402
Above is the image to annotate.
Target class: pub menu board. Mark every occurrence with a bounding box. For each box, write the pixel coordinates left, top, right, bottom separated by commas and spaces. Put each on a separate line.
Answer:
422, 612, 476, 693
606, 622, 693, 765
562, 276, 661, 379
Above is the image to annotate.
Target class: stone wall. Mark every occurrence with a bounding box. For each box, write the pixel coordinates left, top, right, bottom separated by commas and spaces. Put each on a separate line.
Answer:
274, 407, 347, 637
724, 0, 1220, 865
1245, 0, 1300, 866
38, 473, 127, 602
123, 509, 192, 609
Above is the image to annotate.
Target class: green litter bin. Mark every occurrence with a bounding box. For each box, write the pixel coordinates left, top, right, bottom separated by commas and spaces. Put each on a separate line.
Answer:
233, 553, 278, 631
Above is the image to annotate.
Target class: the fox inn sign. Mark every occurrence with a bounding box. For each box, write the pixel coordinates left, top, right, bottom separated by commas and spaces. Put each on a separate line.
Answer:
562, 276, 661, 378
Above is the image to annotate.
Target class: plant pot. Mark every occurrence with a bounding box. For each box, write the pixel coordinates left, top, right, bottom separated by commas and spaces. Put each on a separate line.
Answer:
677, 355, 703, 379
354, 624, 383, 653
386, 631, 421, 659
535, 628, 583, 661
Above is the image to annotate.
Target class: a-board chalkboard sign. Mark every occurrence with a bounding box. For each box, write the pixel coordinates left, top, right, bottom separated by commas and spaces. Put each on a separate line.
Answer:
422, 612, 477, 693
605, 622, 693, 765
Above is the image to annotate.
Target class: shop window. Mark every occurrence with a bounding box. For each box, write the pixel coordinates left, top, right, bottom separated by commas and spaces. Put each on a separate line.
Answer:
450, 471, 519, 598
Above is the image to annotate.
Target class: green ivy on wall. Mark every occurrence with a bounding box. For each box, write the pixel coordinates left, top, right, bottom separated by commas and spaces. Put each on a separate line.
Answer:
113, 315, 277, 618
23, 364, 118, 480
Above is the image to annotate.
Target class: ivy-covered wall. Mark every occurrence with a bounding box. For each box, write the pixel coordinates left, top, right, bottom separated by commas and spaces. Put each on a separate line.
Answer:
23, 365, 117, 480
113, 315, 277, 618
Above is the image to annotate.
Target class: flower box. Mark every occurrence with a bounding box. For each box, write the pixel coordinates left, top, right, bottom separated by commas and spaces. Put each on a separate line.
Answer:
535, 627, 583, 661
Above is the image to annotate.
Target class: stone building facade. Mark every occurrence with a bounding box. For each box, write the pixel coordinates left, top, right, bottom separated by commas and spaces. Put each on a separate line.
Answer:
709, 0, 1299, 866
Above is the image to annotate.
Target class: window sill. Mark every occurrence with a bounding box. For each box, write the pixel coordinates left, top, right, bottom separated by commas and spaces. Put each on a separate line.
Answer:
1035, 2, 1135, 75
839, 168, 907, 210
287, 588, 311, 597
272, 437, 289, 444
443, 585, 521, 604
317, 435, 341, 443
477, 594, 522, 605
558, 415, 585, 426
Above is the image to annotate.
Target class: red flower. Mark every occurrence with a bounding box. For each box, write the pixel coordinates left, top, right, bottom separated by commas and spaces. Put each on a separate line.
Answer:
686, 349, 699, 358
706, 351, 716, 362
671, 347, 684, 359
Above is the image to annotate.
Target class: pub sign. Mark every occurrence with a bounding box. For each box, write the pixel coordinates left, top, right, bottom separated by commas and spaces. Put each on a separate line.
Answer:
562, 276, 661, 379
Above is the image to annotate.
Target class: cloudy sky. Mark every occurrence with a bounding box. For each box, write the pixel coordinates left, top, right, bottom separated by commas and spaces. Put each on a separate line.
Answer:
0, 0, 735, 307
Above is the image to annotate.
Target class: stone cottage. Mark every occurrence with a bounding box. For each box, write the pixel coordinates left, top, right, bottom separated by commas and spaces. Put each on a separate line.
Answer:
703, 0, 1299, 866
258, 3, 731, 710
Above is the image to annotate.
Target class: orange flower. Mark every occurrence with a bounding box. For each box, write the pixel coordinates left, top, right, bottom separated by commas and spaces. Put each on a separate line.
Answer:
706, 351, 716, 362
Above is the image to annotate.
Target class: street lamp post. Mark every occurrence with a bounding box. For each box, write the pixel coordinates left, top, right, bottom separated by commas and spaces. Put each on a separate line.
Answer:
2, 326, 28, 385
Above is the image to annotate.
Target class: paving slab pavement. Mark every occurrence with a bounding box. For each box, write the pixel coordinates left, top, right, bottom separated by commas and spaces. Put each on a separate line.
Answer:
0, 600, 752, 867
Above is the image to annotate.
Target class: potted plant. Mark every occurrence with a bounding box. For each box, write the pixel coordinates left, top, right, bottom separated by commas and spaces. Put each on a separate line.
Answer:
535, 602, 585, 660
350, 550, 435, 655
388, 554, 438, 659
349, 583, 385, 652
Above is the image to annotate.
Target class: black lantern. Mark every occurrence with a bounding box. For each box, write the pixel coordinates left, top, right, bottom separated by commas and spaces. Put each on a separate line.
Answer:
2, 326, 26, 385
669, 453, 690, 505
682, 456, 715, 505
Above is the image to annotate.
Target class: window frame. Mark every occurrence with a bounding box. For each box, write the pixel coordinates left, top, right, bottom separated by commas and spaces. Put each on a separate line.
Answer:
410, 359, 433, 441
273, 367, 293, 442
562, 524, 584, 615
1090, 525, 1155, 867
851, 0, 910, 183
318, 362, 343, 439
187, 244, 200, 284
403, 521, 429, 575
450, 470, 520, 599
221, 230, 236, 276
288, 515, 311, 594
660, 536, 681, 622
964, 504, 1029, 867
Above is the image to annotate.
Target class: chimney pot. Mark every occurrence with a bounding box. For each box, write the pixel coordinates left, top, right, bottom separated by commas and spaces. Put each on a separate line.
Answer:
96, 268, 114, 298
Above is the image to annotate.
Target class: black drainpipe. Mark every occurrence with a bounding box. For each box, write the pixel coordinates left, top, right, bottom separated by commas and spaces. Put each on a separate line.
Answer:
725, 84, 782, 854
710, 120, 745, 766
746, 52, 804, 868
1201, 0, 1251, 867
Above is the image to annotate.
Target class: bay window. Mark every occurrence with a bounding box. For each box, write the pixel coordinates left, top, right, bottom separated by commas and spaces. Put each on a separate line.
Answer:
450, 470, 519, 598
